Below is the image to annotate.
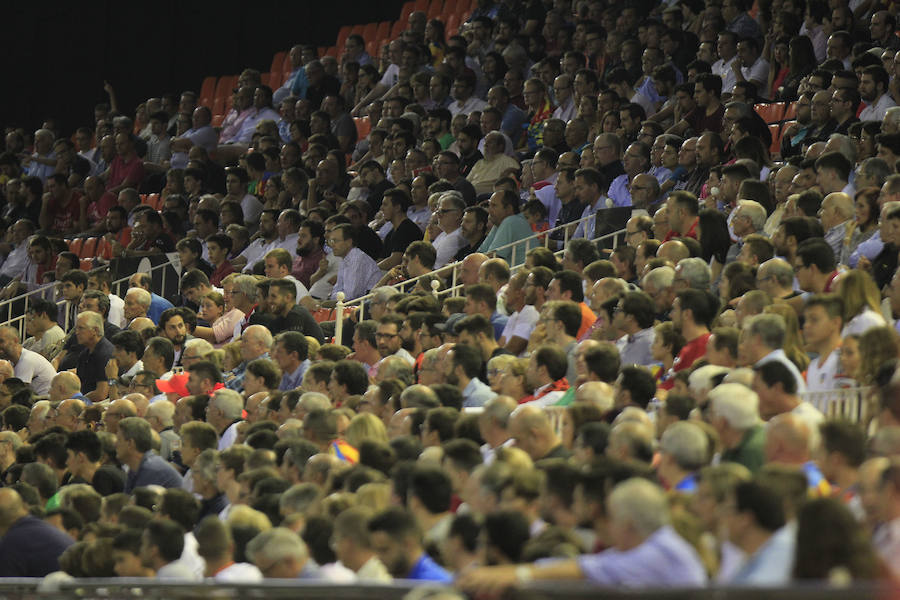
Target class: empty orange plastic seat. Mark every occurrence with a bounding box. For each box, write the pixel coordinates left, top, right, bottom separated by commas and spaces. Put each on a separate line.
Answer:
269, 51, 287, 76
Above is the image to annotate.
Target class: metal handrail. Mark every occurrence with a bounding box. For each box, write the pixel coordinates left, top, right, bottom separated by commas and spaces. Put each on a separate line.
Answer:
0, 256, 176, 336
331, 214, 625, 345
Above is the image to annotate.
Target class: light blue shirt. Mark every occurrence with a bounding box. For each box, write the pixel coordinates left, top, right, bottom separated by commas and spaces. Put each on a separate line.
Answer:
574, 525, 707, 586
279, 359, 310, 391
331, 247, 382, 301
620, 328, 655, 367
607, 174, 634, 208
849, 229, 883, 268
462, 377, 497, 408
477, 213, 535, 265
729, 521, 796, 585
573, 197, 612, 240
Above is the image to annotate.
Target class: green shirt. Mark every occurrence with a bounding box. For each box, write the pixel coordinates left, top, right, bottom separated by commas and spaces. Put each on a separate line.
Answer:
720, 424, 766, 473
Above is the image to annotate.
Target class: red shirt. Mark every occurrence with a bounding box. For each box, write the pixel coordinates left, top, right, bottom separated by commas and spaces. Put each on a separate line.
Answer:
660, 332, 710, 390
48, 192, 82, 233
209, 261, 235, 287
576, 302, 597, 340
291, 246, 325, 289
663, 217, 699, 242
107, 155, 145, 191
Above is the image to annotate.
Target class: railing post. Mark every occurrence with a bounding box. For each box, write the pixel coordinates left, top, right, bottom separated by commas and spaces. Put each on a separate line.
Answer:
451, 264, 458, 297
334, 292, 345, 346
431, 279, 440, 299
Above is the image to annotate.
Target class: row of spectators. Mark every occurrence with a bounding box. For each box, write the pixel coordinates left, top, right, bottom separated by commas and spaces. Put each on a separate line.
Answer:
3, 0, 900, 592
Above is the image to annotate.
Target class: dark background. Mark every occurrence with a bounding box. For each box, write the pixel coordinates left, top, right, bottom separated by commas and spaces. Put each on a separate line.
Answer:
2, 0, 406, 135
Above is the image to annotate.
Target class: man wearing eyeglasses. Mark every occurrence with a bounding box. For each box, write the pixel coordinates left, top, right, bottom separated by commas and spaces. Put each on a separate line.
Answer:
329, 224, 382, 302
551, 74, 575, 122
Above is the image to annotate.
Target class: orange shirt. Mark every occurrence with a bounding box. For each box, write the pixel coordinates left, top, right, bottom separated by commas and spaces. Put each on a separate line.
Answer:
577, 302, 597, 339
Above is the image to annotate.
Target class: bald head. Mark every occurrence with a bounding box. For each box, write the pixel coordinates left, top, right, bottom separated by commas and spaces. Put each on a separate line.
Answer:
657, 240, 689, 263
765, 413, 814, 464
509, 404, 559, 460
50, 372, 82, 403
821, 192, 854, 229
128, 317, 156, 333
0, 489, 27, 533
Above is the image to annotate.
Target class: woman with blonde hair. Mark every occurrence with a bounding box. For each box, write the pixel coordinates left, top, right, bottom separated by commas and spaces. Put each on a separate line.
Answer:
487, 356, 529, 402
836, 270, 886, 337
763, 303, 810, 372
345, 413, 389, 449
487, 354, 519, 393
857, 326, 900, 386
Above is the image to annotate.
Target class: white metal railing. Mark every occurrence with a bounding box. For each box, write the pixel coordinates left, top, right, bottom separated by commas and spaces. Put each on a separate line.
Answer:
0, 257, 176, 338
332, 211, 625, 345
802, 386, 873, 424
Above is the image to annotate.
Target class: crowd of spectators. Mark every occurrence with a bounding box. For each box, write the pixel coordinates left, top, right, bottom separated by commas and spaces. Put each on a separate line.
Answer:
2, 0, 900, 592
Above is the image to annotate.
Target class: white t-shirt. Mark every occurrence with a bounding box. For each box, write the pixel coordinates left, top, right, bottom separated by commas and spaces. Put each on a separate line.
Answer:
842, 308, 886, 337
499, 305, 539, 355
806, 348, 840, 393
432, 228, 466, 269
309, 254, 340, 300
14, 348, 56, 395
108, 293, 126, 328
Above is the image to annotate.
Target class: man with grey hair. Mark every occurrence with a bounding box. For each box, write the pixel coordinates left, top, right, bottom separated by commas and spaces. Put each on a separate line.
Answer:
0, 326, 54, 395
400, 384, 440, 409
207, 389, 244, 450
226, 324, 273, 392
709, 383, 765, 473
25, 128, 56, 181
855, 157, 892, 191
820, 192, 854, 261
117, 417, 183, 493
642, 266, 676, 318
74, 311, 114, 402
246, 527, 313, 578
230, 275, 260, 338
123, 287, 152, 323
657, 421, 709, 492
369, 286, 401, 321
458, 478, 706, 589
739, 313, 806, 392
146, 401, 179, 461
674, 258, 711, 291
432, 191, 467, 268
823, 133, 857, 165
727, 200, 766, 264
756, 258, 797, 301
293, 392, 331, 422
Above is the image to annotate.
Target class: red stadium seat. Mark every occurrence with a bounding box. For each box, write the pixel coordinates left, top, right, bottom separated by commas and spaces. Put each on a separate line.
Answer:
442, 0, 458, 15
361, 22, 378, 44
148, 193, 161, 211
96, 238, 112, 261
269, 71, 284, 89
399, 1, 415, 22
755, 102, 785, 124
390, 20, 405, 39
79, 259, 93, 271
336, 25, 353, 49
427, 0, 443, 20
212, 114, 225, 128
354, 116, 372, 139
260, 72, 271, 87
414, 0, 429, 12
68, 238, 84, 256
446, 13, 460, 36
199, 76, 216, 107
366, 40, 379, 60
269, 51, 287, 76
375, 21, 391, 41
213, 75, 234, 101
769, 124, 781, 156
79, 237, 99, 259
783, 101, 797, 121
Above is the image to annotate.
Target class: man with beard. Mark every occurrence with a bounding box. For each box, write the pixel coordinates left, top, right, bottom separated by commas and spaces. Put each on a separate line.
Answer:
159, 308, 191, 368
859, 65, 896, 122
455, 206, 489, 261
661, 289, 715, 390
780, 94, 813, 158
375, 315, 414, 365
233, 209, 280, 273
265, 279, 324, 342
292, 220, 338, 301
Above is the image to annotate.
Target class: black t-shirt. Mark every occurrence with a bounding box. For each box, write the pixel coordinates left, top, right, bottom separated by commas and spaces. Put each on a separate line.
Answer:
356, 225, 384, 261
382, 218, 423, 259
76, 337, 114, 394
366, 179, 394, 213
269, 305, 325, 343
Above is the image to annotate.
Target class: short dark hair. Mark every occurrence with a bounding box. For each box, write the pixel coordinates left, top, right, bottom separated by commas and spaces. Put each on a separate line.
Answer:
110, 330, 144, 359
451, 344, 483, 380
332, 360, 369, 396
408, 464, 453, 514
27, 297, 58, 322
734, 481, 785, 532
619, 366, 656, 409
583, 343, 620, 383
144, 518, 185, 562
533, 345, 568, 381
552, 270, 584, 302
796, 238, 836, 273
368, 506, 420, 542
676, 289, 718, 328
753, 360, 798, 395
621, 291, 655, 329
